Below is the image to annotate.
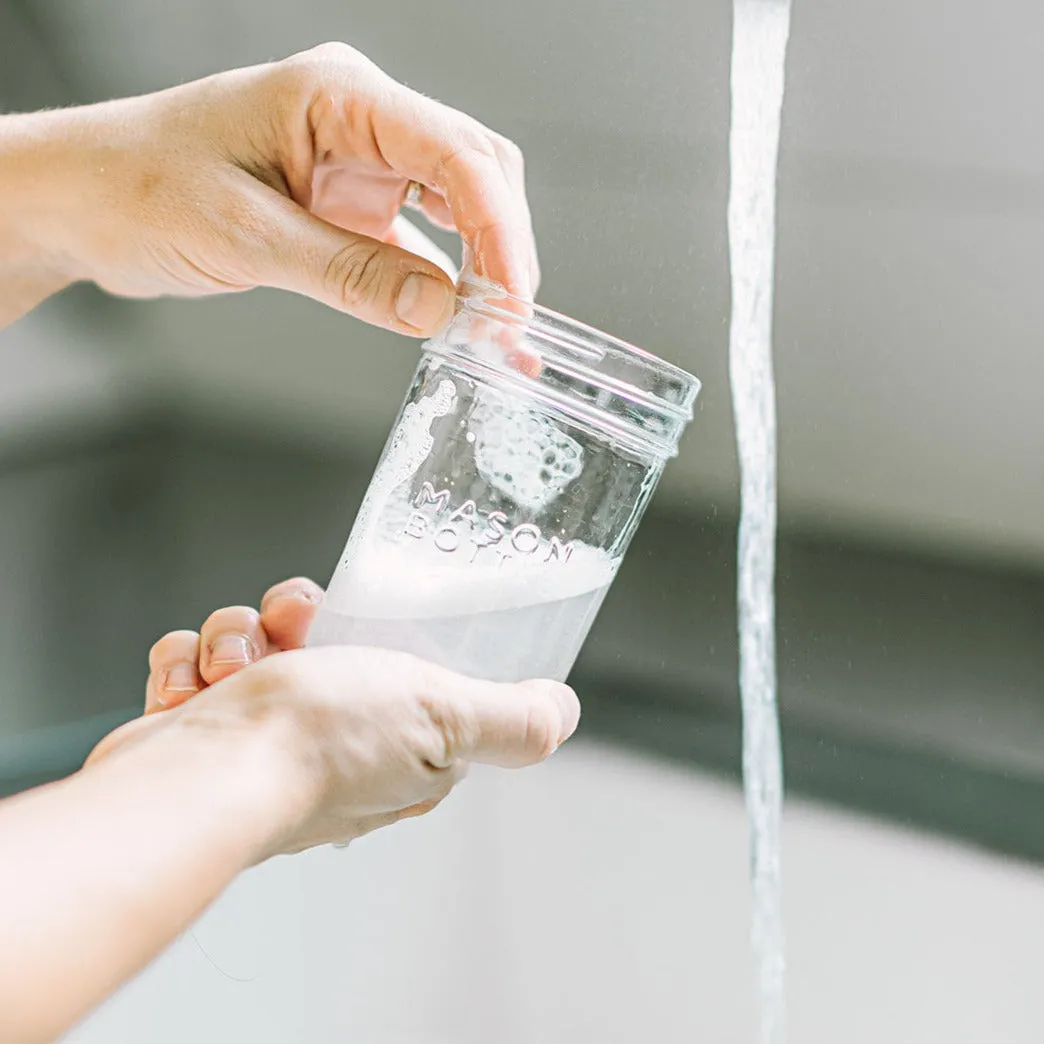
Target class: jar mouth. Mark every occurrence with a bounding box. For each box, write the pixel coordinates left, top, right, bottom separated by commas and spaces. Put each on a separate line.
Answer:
435, 279, 700, 458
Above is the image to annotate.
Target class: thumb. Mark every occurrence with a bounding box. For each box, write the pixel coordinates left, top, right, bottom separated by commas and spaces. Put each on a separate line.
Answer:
443, 676, 581, 769
252, 193, 456, 336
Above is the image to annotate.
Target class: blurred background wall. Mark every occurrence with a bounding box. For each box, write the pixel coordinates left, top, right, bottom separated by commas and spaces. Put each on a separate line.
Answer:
8, 0, 1044, 563
2, 0, 1044, 1040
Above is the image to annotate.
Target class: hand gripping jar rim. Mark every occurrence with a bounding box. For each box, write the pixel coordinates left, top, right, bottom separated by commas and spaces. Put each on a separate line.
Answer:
428, 279, 701, 460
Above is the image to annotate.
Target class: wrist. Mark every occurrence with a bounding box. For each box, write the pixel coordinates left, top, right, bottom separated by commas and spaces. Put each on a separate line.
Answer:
172, 686, 323, 862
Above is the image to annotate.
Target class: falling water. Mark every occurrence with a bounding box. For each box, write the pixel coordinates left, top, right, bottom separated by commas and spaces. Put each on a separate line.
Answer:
727, 2, 792, 1043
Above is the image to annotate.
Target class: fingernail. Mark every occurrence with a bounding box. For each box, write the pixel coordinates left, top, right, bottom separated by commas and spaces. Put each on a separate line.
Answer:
210, 633, 254, 666
164, 661, 198, 693
262, 585, 320, 612
396, 273, 453, 332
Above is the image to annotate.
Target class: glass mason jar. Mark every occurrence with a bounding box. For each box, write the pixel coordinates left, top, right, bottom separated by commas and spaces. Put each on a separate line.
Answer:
307, 281, 700, 682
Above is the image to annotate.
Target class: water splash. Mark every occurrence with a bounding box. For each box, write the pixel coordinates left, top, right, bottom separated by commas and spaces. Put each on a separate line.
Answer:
727, 2, 792, 1042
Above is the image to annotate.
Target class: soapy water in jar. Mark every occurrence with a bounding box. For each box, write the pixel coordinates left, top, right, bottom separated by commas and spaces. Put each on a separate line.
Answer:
309, 537, 618, 683
470, 390, 585, 513
310, 367, 617, 681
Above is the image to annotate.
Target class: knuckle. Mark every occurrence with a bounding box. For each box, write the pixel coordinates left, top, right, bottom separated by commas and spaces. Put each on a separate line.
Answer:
148, 630, 198, 669
493, 134, 524, 169
273, 43, 378, 114
466, 135, 500, 163
521, 701, 558, 762
449, 125, 499, 166
281, 42, 360, 78
305, 41, 363, 66
324, 241, 386, 310
276, 43, 374, 99
267, 58, 321, 106
416, 685, 478, 768
433, 135, 499, 196
203, 605, 259, 633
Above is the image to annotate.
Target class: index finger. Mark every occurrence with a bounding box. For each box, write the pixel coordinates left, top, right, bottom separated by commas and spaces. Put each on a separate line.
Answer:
373, 88, 539, 300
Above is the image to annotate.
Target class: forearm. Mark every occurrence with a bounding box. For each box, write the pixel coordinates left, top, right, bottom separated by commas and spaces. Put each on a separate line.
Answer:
0, 711, 306, 1043
0, 112, 83, 327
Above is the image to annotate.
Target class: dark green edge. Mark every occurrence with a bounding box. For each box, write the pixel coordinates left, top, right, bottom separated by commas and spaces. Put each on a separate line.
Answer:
576, 671, 1044, 866
4, 678, 1043, 869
